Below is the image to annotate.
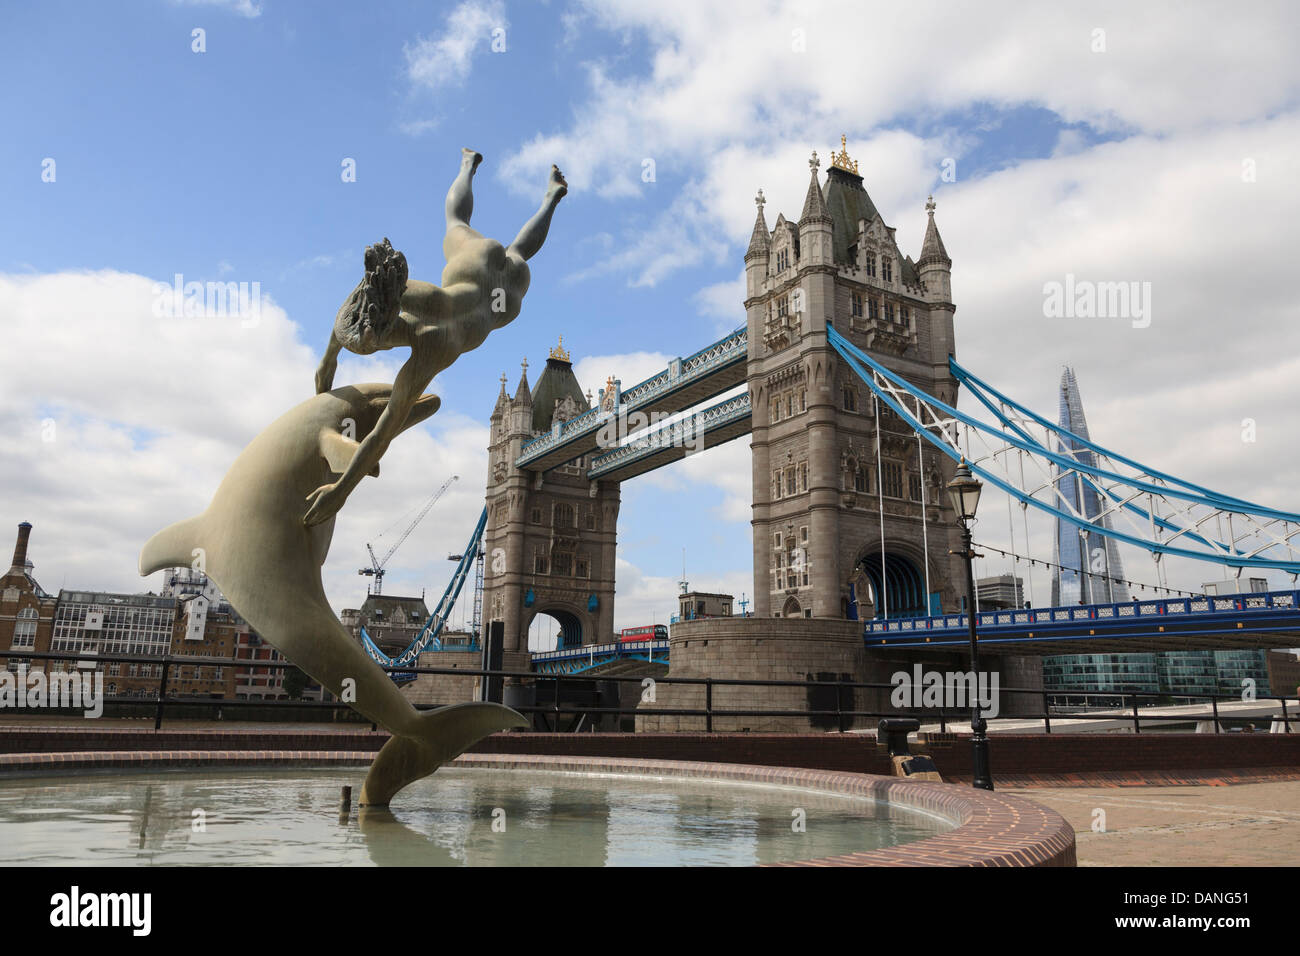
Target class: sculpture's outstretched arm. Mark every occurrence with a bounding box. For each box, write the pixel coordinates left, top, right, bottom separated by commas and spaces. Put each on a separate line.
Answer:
314, 329, 343, 394
303, 350, 433, 526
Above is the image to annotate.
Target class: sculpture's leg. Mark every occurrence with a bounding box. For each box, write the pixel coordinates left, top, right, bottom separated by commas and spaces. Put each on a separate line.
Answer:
507, 165, 567, 262
445, 148, 483, 231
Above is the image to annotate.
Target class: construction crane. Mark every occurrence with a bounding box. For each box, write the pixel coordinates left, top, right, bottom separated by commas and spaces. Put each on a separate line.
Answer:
359, 475, 458, 595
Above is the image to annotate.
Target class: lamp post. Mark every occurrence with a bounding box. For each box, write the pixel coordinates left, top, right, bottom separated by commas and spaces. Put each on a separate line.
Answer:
947, 459, 994, 791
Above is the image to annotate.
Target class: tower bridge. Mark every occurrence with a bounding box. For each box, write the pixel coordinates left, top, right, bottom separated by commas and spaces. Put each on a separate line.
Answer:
364, 137, 1300, 725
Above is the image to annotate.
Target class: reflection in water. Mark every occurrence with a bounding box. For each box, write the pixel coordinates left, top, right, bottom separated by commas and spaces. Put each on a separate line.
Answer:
0, 768, 951, 866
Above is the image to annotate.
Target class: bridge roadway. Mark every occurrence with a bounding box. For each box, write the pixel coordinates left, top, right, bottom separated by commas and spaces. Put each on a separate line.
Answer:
516, 328, 748, 473
865, 588, 1300, 655
528, 590, 1300, 673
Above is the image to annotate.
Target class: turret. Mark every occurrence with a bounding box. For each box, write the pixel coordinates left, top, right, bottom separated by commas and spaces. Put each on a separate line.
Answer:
917, 195, 952, 305
744, 188, 770, 300
797, 151, 833, 269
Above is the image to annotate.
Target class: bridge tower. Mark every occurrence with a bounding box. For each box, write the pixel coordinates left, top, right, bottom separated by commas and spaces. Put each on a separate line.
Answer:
745, 138, 967, 621
481, 340, 621, 669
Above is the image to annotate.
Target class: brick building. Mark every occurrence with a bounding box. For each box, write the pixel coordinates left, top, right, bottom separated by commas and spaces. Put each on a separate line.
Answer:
0, 522, 57, 675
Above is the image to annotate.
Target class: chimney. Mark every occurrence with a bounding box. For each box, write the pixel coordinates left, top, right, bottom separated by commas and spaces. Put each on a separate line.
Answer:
10, 522, 32, 574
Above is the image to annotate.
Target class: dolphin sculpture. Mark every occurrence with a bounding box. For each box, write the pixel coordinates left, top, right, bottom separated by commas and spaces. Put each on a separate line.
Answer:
139, 383, 526, 806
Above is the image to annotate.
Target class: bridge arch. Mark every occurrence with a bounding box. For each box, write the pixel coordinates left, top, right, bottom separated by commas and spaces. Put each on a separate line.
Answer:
525, 605, 587, 652
848, 541, 949, 620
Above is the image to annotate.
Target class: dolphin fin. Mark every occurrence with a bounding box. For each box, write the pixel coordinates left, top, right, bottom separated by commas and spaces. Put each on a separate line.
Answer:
139, 515, 206, 576
358, 701, 527, 806
320, 430, 380, 478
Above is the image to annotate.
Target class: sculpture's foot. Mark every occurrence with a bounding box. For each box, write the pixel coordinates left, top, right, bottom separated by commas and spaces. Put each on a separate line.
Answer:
548, 164, 567, 202
357, 701, 526, 806
462, 148, 484, 174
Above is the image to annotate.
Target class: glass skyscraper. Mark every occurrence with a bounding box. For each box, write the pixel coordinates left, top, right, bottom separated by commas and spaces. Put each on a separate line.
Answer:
1042, 369, 1272, 701
1050, 367, 1130, 606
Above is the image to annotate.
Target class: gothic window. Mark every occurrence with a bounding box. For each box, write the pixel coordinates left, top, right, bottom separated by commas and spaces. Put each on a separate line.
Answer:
800, 526, 809, 544
868, 298, 879, 321
865, 252, 876, 278
773, 470, 783, 498
585, 512, 596, 531
798, 462, 808, 492
534, 553, 549, 574
552, 553, 572, 576
882, 257, 893, 282
774, 532, 782, 549
575, 557, 590, 578
777, 296, 789, 319
854, 467, 869, 493
884, 301, 895, 322
785, 466, 796, 495
900, 305, 910, 325
786, 393, 794, 417
909, 473, 922, 501
799, 389, 807, 412
554, 503, 575, 528
842, 386, 858, 412
530, 506, 542, 524
771, 399, 781, 423
851, 291, 863, 317
882, 461, 904, 498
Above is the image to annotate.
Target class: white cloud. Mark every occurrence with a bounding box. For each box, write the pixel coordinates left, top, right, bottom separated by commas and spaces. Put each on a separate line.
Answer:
405, 0, 507, 94
0, 269, 487, 617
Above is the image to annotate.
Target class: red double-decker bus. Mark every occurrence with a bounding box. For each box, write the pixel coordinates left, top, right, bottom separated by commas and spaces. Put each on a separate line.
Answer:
618, 624, 668, 643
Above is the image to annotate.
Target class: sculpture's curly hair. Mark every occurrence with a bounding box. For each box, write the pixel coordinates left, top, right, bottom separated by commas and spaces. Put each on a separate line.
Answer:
333, 238, 409, 354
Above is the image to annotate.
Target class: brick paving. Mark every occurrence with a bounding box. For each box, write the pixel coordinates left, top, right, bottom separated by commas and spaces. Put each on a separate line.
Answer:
1010, 780, 1300, 866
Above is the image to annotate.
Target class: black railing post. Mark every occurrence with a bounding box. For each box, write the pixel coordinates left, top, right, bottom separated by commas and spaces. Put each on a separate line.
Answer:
705, 679, 713, 733
154, 660, 170, 730
1130, 694, 1141, 734
1042, 691, 1052, 735
836, 679, 847, 733
1212, 695, 1220, 733
1281, 696, 1291, 733
553, 673, 561, 732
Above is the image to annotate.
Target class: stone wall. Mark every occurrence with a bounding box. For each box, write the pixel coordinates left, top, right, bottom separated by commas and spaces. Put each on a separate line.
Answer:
401, 650, 481, 708
637, 617, 878, 732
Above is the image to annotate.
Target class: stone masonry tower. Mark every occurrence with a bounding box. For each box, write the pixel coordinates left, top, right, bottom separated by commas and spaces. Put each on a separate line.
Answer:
481, 339, 621, 669
745, 138, 967, 621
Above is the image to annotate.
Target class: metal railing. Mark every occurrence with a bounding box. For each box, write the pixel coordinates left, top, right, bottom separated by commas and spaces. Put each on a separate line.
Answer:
1, 648, 1294, 735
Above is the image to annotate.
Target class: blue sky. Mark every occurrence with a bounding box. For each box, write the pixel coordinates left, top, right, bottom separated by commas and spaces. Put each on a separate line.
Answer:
3, 1, 1299, 643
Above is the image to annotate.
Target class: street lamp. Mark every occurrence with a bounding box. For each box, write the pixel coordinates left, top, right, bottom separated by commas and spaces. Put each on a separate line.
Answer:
947, 459, 994, 791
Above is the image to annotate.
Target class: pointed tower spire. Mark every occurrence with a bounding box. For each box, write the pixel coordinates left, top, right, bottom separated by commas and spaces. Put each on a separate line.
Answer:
799, 151, 830, 225
514, 358, 531, 405
918, 195, 950, 268
745, 188, 771, 261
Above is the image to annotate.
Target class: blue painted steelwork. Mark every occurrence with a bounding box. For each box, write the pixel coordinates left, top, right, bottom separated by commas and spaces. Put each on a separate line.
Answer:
586, 392, 752, 479
360, 508, 488, 677
516, 328, 748, 468
826, 325, 1300, 573
863, 588, 1300, 649
531, 639, 670, 675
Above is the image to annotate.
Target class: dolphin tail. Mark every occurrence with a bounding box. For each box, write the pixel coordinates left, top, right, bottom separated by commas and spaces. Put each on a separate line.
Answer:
139, 515, 206, 576
358, 701, 527, 807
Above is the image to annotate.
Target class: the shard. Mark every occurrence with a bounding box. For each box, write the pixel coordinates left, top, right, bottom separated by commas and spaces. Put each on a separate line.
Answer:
1050, 368, 1130, 606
